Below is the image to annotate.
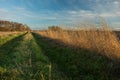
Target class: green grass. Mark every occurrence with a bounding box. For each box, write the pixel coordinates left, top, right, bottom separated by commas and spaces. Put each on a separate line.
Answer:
10, 33, 50, 79
0, 33, 67, 80
0, 33, 26, 80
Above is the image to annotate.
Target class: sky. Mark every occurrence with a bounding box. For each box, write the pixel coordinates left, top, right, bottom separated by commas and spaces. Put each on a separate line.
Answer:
0, 0, 120, 29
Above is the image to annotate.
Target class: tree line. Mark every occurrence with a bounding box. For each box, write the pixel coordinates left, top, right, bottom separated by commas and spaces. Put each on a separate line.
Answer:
48, 26, 63, 31
0, 20, 31, 31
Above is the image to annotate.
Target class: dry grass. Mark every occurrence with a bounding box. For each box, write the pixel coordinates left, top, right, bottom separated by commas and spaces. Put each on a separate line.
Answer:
37, 23, 120, 59
0, 32, 20, 38
0, 32, 24, 46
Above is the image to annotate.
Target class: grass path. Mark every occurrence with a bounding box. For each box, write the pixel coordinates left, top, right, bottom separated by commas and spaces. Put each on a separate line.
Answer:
0, 33, 26, 67
0, 33, 67, 80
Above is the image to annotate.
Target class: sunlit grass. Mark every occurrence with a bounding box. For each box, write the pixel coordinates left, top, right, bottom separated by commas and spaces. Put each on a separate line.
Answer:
0, 32, 24, 46
37, 22, 120, 59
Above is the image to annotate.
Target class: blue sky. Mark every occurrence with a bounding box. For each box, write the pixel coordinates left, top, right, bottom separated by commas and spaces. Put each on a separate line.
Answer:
0, 0, 120, 29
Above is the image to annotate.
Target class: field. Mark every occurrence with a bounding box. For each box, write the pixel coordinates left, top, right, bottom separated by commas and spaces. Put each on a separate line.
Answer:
0, 0, 120, 79
0, 27, 120, 80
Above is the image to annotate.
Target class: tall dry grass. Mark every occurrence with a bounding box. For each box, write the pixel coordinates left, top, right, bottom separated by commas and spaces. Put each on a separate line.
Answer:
37, 23, 120, 59
0, 32, 20, 38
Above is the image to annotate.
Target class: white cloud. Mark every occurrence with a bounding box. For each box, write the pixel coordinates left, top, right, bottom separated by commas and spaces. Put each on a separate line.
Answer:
13, 7, 25, 10
0, 8, 8, 12
113, 1, 119, 5
68, 11, 77, 14
92, 0, 120, 12
68, 10, 119, 18
99, 13, 118, 17
68, 10, 97, 18
115, 11, 120, 16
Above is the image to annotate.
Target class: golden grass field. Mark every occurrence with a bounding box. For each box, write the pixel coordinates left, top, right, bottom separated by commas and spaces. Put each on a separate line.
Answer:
0, 32, 21, 38
37, 24, 120, 59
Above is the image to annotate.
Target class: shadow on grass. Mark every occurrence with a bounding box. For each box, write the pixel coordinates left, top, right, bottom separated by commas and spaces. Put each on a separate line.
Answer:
0, 33, 27, 67
32, 33, 120, 80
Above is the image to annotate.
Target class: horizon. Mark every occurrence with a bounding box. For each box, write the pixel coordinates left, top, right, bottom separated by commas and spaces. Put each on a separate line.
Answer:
0, 0, 120, 29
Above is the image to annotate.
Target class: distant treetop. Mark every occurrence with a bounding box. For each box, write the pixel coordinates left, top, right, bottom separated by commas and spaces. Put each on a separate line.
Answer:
0, 20, 31, 31
48, 26, 63, 31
